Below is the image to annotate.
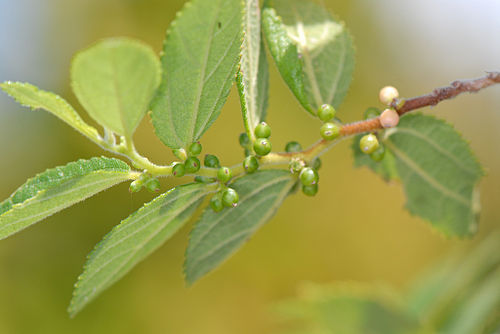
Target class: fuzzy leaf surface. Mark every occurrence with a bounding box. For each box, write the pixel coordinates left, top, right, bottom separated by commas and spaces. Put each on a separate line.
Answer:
69, 182, 212, 316
263, 0, 355, 112
237, 0, 269, 139
151, 0, 243, 149
0, 157, 132, 240
71, 38, 161, 138
384, 114, 483, 237
185, 170, 296, 284
0, 81, 100, 141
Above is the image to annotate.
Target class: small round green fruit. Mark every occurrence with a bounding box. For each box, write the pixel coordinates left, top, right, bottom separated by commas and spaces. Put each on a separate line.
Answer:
320, 122, 341, 140
253, 138, 272, 156
317, 104, 336, 122
359, 134, 380, 154
222, 188, 239, 207
243, 156, 259, 173
254, 122, 271, 138
299, 167, 319, 186
217, 167, 233, 183
302, 184, 318, 196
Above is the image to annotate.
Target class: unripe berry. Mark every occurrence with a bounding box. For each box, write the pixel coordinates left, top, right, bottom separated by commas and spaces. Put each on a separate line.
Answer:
217, 167, 233, 183
379, 86, 399, 106
370, 144, 386, 162
302, 184, 318, 196
254, 122, 271, 138
210, 196, 224, 212
289, 158, 306, 174
184, 156, 201, 173
204, 154, 220, 168
317, 104, 336, 122
364, 107, 381, 120
254, 138, 272, 156
188, 141, 202, 156
243, 155, 259, 173
299, 167, 319, 186
359, 134, 380, 154
172, 163, 185, 177
320, 122, 341, 140
312, 157, 322, 171
239, 133, 250, 147
172, 148, 187, 161
222, 188, 239, 207
144, 178, 161, 193
379, 108, 400, 128
285, 141, 302, 153
129, 180, 143, 193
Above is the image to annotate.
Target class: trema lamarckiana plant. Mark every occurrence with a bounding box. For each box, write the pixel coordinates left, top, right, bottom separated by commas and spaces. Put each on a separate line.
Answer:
0, 0, 499, 316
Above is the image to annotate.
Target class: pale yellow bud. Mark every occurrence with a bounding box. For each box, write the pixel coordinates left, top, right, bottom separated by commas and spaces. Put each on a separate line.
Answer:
379, 86, 399, 106
380, 108, 400, 128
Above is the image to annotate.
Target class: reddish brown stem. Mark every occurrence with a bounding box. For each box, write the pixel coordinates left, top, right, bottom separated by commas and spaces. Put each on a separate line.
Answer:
342, 71, 500, 135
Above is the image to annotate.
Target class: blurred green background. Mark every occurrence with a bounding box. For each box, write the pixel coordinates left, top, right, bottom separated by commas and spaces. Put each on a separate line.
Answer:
0, 0, 499, 333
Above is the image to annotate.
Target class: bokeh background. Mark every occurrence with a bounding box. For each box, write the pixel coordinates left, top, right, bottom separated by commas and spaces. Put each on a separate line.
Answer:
0, 0, 499, 333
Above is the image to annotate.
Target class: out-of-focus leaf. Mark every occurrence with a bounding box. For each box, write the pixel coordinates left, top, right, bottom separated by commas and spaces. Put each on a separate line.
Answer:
274, 283, 423, 334
263, 0, 355, 113
71, 38, 161, 138
151, 0, 242, 149
69, 182, 213, 316
184, 170, 296, 284
0, 157, 132, 240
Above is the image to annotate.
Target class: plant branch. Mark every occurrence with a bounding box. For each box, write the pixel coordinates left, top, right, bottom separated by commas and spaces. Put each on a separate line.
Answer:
341, 71, 500, 136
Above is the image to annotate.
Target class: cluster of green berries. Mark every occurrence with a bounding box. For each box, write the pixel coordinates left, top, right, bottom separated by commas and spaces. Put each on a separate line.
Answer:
129, 173, 161, 193
239, 134, 260, 174
252, 122, 272, 156
209, 165, 240, 212
317, 104, 341, 141
285, 141, 321, 197
172, 142, 203, 177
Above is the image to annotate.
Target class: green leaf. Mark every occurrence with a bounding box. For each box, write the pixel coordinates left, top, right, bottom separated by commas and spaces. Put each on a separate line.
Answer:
184, 170, 296, 284
262, 1, 311, 113
0, 81, 100, 141
71, 37, 161, 138
151, 0, 243, 149
69, 182, 213, 316
406, 232, 500, 332
0, 157, 132, 240
274, 283, 422, 334
383, 114, 483, 237
237, 0, 270, 140
263, 0, 355, 112
352, 134, 399, 182
440, 266, 500, 334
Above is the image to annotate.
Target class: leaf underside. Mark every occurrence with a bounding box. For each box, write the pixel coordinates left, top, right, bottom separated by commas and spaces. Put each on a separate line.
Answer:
71, 37, 161, 138
184, 169, 296, 285
237, 0, 270, 139
151, 0, 243, 149
0, 81, 99, 140
262, 1, 311, 114
384, 114, 483, 237
69, 182, 212, 316
0, 157, 132, 240
271, 0, 355, 111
